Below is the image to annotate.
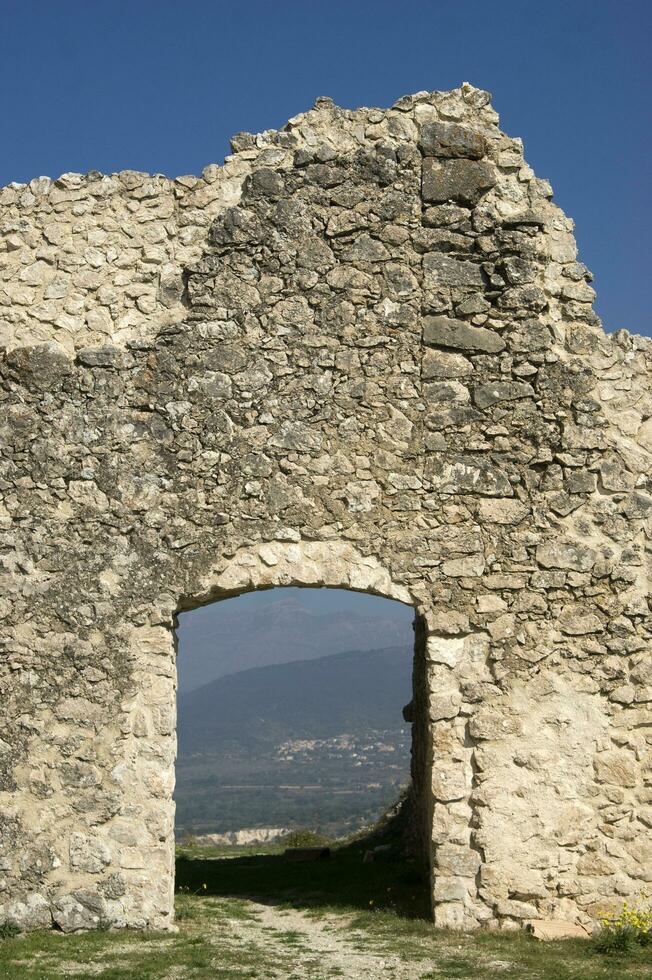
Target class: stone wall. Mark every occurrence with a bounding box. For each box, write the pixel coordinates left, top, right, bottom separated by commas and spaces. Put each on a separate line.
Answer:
0, 84, 650, 934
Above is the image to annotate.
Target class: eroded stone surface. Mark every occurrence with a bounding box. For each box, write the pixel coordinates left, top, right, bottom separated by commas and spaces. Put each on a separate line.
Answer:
0, 83, 650, 936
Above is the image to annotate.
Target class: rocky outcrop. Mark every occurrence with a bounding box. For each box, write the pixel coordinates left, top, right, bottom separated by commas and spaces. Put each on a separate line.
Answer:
190, 829, 288, 847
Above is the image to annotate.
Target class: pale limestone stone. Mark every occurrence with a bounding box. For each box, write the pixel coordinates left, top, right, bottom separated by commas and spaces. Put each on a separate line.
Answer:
593, 751, 638, 788
436, 844, 482, 876
426, 635, 464, 667
429, 690, 463, 721
422, 349, 473, 379
558, 606, 604, 635
476, 498, 529, 524
427, 611, 470, 635
469, 709, 522, 741
442, 554, 485, 577
487, 613, 516, 640
526, 920, 590, 941
536, 541, 596, 572
477, 595, 507, 613
432, 762, 470, 802
2, 894, 52, 930
69, 834, 112, 874
434, 876, 473, 902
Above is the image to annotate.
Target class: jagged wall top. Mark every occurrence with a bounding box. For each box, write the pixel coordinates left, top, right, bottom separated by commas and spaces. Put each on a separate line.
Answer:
1, 82, 643, 355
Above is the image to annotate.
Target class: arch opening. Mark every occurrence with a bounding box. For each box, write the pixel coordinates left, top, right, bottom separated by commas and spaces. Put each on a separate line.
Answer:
170, 548, 433, 921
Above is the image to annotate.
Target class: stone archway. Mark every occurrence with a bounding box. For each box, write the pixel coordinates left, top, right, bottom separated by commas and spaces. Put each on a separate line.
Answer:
1, 85, 650, 934
128, 540, 437, 930
173, 541, 431, 920
134, 538, 503, 930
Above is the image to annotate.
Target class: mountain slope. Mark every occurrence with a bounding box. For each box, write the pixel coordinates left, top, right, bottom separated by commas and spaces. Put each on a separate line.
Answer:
175, 644, 414, 836
177, 644, 414, 753
176, 593, 414, 692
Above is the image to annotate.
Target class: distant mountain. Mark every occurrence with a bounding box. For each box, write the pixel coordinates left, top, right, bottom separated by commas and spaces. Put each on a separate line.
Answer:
176, 592, 414, 692
175, 644, 414, 836
177, 644, 414, 753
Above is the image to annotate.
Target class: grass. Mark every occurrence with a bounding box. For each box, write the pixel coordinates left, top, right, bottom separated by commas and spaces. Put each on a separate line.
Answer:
1, 828, 650, 979
347, 910, 652, 978
175, 831, 431, 920
0, 913, 292, 980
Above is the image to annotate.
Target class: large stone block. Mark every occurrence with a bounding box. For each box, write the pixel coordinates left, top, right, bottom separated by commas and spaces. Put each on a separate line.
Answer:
423, 253, 485, 287
423, 315, 506, 353
419, 122, 487, 159
593, 750, 638, 788
422, 158, 496, 205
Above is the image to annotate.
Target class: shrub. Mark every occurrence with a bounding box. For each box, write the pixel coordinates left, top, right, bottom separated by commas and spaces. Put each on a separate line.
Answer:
594, 893, 651, 955
281, 828, 330, 848
0, 922, 20, 940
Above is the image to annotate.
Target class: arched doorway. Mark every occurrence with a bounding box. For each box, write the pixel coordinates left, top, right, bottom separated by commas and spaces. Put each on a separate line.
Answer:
164, 542, 434, 923
173, 583, 433, 916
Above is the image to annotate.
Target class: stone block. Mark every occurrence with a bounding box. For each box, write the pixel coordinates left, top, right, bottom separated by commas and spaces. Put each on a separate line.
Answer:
53, 894, 105, 933
593, 750, 638, 788
422, 158, 497, 205
473, 381, 535, 409
423, 252, 485, 286
536, 542, 596, 572
419, 122, 487, 158
427, 457, 512, 496
469, 708, 522, 741
0, 894, 52, 931
432, 763, 470, 802
436, 844, 482, 876
442, 554, 485, 577
422, 348, 474, 379
476, 499, 529, 524
558, 607, 603, 635
526, 920, 590, 941
423, 315, 505, 353
429, 690, 463, 721
434, 876, 474, 902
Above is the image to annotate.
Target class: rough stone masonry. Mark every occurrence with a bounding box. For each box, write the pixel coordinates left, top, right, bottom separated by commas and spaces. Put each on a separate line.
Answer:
0, 84, 650, 934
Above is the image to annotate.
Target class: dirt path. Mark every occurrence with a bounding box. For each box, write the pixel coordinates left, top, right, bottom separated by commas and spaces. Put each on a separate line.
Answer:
222, 899, 441, 979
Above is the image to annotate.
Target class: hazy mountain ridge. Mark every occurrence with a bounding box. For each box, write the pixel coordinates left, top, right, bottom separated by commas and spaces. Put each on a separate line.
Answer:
177, 644, 414, 752
175, 644, 414, 836
176, 593, 414, 692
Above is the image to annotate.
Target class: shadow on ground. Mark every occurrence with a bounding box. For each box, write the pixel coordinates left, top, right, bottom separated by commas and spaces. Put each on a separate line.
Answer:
175, 836, 431, 920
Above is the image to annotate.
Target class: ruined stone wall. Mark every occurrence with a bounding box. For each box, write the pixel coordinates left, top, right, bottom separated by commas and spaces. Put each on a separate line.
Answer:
1, 84, 650, 934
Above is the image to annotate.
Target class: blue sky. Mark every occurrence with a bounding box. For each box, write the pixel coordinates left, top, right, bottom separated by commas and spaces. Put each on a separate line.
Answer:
1, 0, 650, 335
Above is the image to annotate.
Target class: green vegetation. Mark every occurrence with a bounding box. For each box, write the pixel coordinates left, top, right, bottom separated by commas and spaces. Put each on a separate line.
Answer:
594, 894, 651, 955
280, 828, 332, 848
175, 645, 412, 837
175, 832, 430, 921
1, 822, 649, 978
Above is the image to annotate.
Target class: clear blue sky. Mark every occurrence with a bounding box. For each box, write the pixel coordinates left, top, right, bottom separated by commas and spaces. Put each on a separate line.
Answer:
1, 0, 650, 335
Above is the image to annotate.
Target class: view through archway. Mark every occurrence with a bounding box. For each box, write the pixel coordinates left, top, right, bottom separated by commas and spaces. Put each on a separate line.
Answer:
174, 587, 431, 917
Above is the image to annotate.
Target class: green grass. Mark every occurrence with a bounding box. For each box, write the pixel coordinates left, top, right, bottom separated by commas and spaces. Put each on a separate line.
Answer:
0, 835, 649, 979
0, 913, 292, 980
347, 910, 652, 978
175, 833, 431, 920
